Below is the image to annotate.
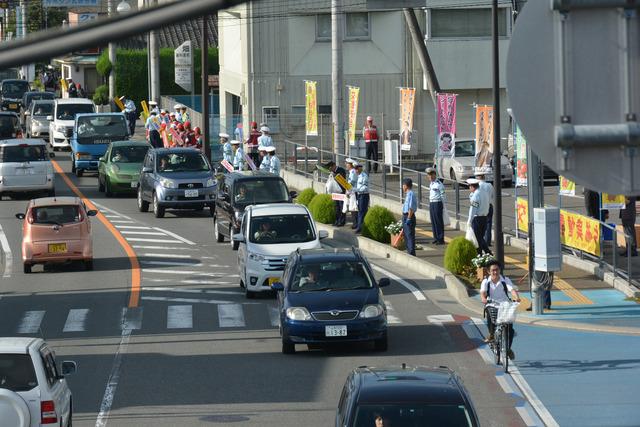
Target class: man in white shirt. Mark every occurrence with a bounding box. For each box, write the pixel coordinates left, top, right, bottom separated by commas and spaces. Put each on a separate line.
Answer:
480, 260, 521, 359
426, 167, 445, 244
476, 172, 495, 246
467, 179, 492, 255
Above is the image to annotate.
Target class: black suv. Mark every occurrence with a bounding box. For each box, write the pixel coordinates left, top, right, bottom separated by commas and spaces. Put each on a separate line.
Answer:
0, 112, 22, 138
336, 365, 480, 427
1, 79, 30, 113
213, 171, 296, 250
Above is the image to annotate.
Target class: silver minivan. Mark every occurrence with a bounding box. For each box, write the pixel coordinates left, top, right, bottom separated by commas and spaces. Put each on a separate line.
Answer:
0, 139, 55, 200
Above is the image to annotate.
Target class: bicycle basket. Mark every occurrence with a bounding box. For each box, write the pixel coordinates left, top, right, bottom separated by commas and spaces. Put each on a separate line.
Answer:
496, 302, 518, 324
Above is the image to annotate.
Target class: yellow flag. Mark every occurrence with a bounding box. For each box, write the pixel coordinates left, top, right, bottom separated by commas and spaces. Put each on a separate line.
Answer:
114, 97, 125, 112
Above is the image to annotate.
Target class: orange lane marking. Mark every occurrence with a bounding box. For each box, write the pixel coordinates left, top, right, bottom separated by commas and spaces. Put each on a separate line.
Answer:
51, 160, 141, 308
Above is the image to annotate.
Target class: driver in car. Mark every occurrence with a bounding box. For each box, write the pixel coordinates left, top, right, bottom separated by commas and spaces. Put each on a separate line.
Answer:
254, 221, 277, 242
235, 184, 248, 202
112, 149, 127, 163
299, 266, 322, 288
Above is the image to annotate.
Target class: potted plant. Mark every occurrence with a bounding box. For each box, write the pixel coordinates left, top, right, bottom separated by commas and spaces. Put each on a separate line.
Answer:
471, 253, 496, 281
384, 220, 405, 250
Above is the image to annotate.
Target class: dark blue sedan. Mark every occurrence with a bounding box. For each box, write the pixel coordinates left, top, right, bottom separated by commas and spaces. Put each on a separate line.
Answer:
272, 248, 390, 354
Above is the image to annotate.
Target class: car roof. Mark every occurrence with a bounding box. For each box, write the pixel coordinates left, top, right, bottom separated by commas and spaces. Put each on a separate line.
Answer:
55, 98, 94, 105
0, 138, 48, 146
1, 79, 27, 84
0, 112, 18, 117
31, 99, 55, 105
296, 247, 363, 263
0, 337, 42, 354
76, 112, 123, 119
152, 147, 203, 154
30, 196, 81, 207
110, 140, 150, 147
354, 366, 467, 405
225, 171, 284, 182
249, 203, 309, 217
24, 91, 52, 96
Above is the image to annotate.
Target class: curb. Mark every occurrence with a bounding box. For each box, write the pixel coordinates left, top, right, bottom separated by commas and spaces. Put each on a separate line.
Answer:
315, 223, 640, 336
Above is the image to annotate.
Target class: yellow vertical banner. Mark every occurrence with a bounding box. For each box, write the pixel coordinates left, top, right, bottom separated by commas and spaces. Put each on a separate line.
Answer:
347, 86, 360, 147
602, 193, 626, 209
60, 79, 68, 93
305, 81, 318, 136
559, 176, 575, 196
113, 97, 125, 112
516, 197, 529, 233
399, 87, 416, 151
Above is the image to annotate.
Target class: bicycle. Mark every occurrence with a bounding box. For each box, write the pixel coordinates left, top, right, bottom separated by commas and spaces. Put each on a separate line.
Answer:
484, 299, 519, 373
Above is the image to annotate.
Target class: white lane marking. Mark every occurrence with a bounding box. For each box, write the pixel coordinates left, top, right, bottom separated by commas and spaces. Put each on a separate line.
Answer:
167, 305, 193, 329
91, 202, 133, 220
201, 256, 218, 260
115, 225, 152, 230
141, 253, 193, 259
145, 278, 234, 285
108, 220, 135, 224
132, 245, 197, 251
371, 264, 426, 301
218, 304, 246, 327
427, 314, 455, 324
95, 326, 132, 427
126, 238, 183, 243
141, 260, 203, 267
120, 307, 142, 330
383, 301, 402, 324
142, 286, 243, 295
121, 231, 167, 236
516, 406, 538, 427
152, 227, 196, 245
509, 363, 560, 427
143, 268, 239, 278
17, 310, 45, 334
63, 309, 89, 332
0, 224, 13, 278
103, 215, 121, 218
495, 374, 515, 394
268, 306, 280, 327
144, 296, 245, 305
461, 320, 494, 364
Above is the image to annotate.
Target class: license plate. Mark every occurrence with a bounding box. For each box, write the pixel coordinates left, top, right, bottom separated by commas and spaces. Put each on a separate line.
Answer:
48, 243, 67, 254
9, 103, 17, 109
184, 189, 199, 198
325, 325, 347, 337
130, 181, 137, 188
268, 277, 280, 285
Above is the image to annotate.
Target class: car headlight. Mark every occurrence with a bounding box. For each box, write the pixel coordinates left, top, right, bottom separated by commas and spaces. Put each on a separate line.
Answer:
32, 119, 41, 127
359, 304, 384, 319
286, 307, 311, 321
248, 251, 265, 262
205, 178, 215, 187
160, 177, 177, 189
55, 125, 67, 133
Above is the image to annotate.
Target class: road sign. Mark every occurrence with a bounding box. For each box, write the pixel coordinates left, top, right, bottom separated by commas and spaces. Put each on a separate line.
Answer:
174, 41, 193, 92
507, 0, 640, 195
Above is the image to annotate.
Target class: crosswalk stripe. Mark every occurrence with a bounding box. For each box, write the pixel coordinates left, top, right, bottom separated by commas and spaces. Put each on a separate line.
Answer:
427, 314, 455, 324
63, 309, 89, 332
167, 305, 193, 329
141, 253, 193, 258
126, 238, 183, 243
132, 245, 198, 251
144, 296, 239, 305
268, 306, 280, 327
141, 260, 202, 267
218, 304, 246, 327
145, 278, 234, 285
152, 227, 196, 245
121, 231, 167, 236
115, 225, 152, 230
384, 301, 402, 324
17, 310, 45, 334
143, 269, 239, 277
109, 220, 135, 224
103, 215, 121, 218
143, 286, 243, 295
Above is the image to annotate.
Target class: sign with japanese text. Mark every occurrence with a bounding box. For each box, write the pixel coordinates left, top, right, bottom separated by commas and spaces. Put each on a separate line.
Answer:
514, 124, 527, 187
437, 93, 457, 157
516, 197, 529, 233
399, 88, 416, 151
475, 105, 494, 174
334, 173, 352, 191
174, 41, 193, 92
602, 193, 626, 209
331, 193, 346, 201
305, 81, 318, 136
559, 176, 575, 196
221, 159, 234, 173
347, 86, 359, 146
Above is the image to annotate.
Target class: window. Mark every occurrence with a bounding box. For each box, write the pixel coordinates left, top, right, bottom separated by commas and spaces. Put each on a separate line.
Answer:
156, 152, 210, 173
0, 354, 38, 392
249, 214, 315, 244
316, 14, 331, 41
345, 12, 370, 40
40, 350, 59, 387
110, 146, 149, 163
0, 144, 46, 163
32, 205, 81, 225
77, 115, 128, 140
291, 261, 373, 292
262, 106, 280, 133
430, 8, 508, 38
352, 403, 474, 427
233, 179, 289, 206
56, 103, 95, 120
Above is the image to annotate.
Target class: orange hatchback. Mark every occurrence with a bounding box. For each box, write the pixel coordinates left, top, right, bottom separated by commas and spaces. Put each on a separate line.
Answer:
16, 196, 97, 273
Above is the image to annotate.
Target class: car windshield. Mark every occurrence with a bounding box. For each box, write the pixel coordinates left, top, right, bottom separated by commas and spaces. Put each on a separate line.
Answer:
77, 115, 127, 139
1, 81, 29, 98
249, 214, 315, 244
56, 103, 95, 120
353, 403, 474, 427
0, 354, 38, 392
157, 152, 211, 173
32, 102, 53, 116
32, 205, 81, 225
110, 146, 148, 163
455, 140, 475, 157
0, 145, 46, 162
26, 92, 54, 107
290, 261, 372, 292
233, 179, 289, 205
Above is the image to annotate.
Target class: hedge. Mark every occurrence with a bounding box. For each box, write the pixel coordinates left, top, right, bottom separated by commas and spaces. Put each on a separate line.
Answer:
308, 194, 336, 225
444, 236, 477, 275
296, 188, 317, 207
362, 206, 396, 244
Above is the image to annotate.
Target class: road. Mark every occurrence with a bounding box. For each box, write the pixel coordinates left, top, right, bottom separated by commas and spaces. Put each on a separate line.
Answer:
0, 152, 539, 426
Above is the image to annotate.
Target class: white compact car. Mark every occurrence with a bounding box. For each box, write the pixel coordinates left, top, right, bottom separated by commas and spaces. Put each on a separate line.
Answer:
234, 203, 328, 298
48, 98, 95, 151
0, 139, 55, 200
0, 337, 76, 427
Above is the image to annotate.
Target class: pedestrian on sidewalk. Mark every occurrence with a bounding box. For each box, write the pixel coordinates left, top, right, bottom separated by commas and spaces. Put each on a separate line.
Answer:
363, 116, 379, 173
620, 196, 638, 257
354, 162, 369, 233
402, 178, 417, 256
145, 110, 162, 148
467, 178, 492, 255
426, 167, 445, 245
345, 158, 358, 228
231, 140, 245, 171
326, 161, 347, 227
476, 172, 495, 246
246, 121, 261, 165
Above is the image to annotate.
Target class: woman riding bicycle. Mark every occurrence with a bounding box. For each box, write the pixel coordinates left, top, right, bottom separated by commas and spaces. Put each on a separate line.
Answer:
480, 260, 521, 360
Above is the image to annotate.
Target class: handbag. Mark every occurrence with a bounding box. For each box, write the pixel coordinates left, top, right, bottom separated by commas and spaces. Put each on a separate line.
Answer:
348, 193, 358, 212
325, 175, 342, 194
465, 223, 478, 248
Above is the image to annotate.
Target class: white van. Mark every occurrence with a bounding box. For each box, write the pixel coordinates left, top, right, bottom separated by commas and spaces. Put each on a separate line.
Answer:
48, 98, 95, 151
0, 337, 76, 427
0, 139, 55, 199
234, 203, 328, 298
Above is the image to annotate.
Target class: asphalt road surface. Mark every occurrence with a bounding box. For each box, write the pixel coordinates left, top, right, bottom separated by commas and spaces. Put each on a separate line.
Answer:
0, 152, 534, 426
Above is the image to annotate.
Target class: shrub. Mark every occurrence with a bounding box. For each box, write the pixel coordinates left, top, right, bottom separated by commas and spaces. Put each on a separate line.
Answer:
308, 194, 336, 224
96, 50, 112, 77
92, 85, 109, 106
296, 188, 317, 207
362, 206, 396, 244
444, 236, 477, 275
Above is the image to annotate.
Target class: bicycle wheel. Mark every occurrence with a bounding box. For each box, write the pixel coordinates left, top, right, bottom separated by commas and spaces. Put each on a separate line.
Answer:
494, 328, 502, 365
501, 326, 509, 373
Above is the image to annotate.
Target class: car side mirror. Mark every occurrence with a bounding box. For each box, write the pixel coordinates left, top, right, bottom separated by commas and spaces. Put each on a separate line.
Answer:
289, 190, 298, 200
87, 210, 98, 217
232, 233, 245, 243
141, 166, 152, 174
271, 282, 284, 291
378, 277, 391, 288
318, 230, 329, 240
49, 152, 55, 158
46, 115, 53, 121
61, 361, 77, 376
15, 213, 25, 220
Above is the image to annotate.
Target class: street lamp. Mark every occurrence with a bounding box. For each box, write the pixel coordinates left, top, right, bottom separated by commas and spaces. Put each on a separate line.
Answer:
116, 1, 131, 13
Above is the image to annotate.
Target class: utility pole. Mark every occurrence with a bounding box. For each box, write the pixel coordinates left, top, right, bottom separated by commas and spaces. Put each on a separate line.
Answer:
331, 0, 344, 156
108, 0, 116, 101
492, 0, 504, 267
201, 16, 210, 160
149, 0, 160, 104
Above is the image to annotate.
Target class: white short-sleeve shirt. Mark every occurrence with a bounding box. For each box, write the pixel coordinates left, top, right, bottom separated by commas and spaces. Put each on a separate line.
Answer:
480, 276, 515, 303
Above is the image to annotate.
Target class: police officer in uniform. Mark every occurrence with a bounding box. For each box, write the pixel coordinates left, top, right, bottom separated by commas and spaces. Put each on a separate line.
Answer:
467, 178, 491, 255
354, 162, 369, 233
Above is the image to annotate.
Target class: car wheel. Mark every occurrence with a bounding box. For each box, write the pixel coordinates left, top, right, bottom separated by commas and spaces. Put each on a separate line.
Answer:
374, 332, 388, 352
230, 227, 239, 250
137, 188, 149, 212
71, 159, 76, 174
98, 175, 105, 192
153, 193, 165, 218
75, 168, 83, 178
240, 279, 245, 289
245, 288, 255, 299
450, 168, 457, 183
105, 178, 113, 197
282, 339, 295, 354
214, 218, 224, 243
209, 205, 215, 217
23, 263, 31, 274
84, 260, 93, 271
